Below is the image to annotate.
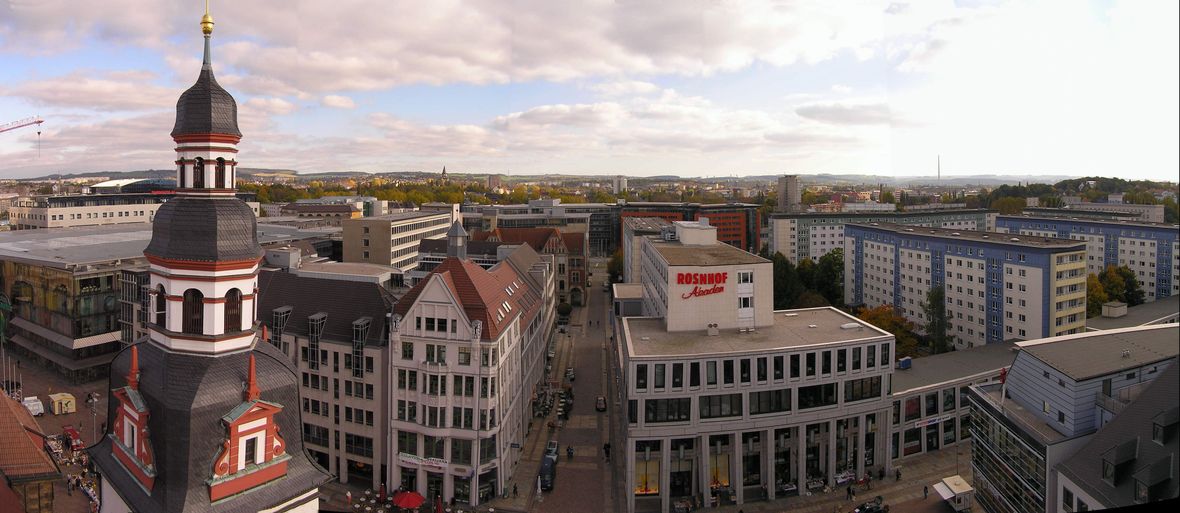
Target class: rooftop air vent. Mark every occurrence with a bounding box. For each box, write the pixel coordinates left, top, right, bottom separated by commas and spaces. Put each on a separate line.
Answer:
1010, 237, 1020, 242
840, 322, 860, 329
784, 313, 799, 317
951, 232, 961, 236
640, 336, 650, 341
808, 324, 818, 328
1122, 349, 1131, 358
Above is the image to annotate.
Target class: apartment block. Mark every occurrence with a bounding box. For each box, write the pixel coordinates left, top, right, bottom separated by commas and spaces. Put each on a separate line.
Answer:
844, 223, 1087, 349
996, 215, 1180, 301
769, 209, 997, 265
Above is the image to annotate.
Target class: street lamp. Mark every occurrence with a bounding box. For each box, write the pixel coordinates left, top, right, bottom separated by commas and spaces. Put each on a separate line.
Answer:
85, 392, 100, 445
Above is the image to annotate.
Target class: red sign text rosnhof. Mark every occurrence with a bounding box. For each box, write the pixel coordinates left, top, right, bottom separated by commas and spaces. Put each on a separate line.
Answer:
677, 272, 728, 299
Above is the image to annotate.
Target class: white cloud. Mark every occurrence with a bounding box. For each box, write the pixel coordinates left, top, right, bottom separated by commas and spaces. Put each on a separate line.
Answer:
0, 71, 175, 111
589, 80, 660, 97
321, 95, 356, 109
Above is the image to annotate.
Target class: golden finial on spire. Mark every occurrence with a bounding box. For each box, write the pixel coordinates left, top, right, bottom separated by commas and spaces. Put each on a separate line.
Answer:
201, 0, 215, 36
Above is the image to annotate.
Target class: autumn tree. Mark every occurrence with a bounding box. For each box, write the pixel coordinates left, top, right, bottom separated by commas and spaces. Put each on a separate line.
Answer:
607, 250, 625, 283
1116, 266, 1146, 306
857, 305, 920, 359
1100, 265, 1127, 304
793, 290, 830, 308
990, 196, 1026, 214
1086, 274, 1108, 318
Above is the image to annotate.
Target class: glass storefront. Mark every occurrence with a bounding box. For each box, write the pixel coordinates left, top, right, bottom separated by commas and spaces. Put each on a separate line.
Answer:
635, 440, 662, 495
477, 469, 498, 503
453, 475, 471, 505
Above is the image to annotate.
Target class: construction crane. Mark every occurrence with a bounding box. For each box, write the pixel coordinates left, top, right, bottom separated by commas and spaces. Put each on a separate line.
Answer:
0, 116, 44, 134
1, 116, 45, 157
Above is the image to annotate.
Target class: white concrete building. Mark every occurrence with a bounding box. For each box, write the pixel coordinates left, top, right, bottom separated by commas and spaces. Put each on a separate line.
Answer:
768, 210, 997, 265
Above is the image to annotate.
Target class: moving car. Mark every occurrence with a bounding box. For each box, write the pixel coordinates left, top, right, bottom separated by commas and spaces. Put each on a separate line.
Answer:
595, 395, 607, 412
63, 425, 85, 451
539, 455, 557, 491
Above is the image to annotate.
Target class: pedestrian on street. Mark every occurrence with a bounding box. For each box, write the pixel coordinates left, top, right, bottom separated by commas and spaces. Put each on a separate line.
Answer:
924, 485, 929, 499
846, 485, 853, 501
879, 467, 885, 481
513, 484, 518, 498
346, 491, 352, 505
866, 473, 872, 490
896, 468, 901, 481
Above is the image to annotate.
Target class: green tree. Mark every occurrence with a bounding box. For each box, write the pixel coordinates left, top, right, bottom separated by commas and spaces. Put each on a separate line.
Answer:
1163, 197, 1178, 224
772, 252, 803, 310
857, 305, 919, 359
815, 248, 845, 306
796, 258, 817, 291
922, 286, 951, 354
990, 196, 1026, 214
793, 290, 829, 308
556, 302, 573, 317
1086, 273, 1108, 318
1100, 265, 1127, 304
1116, 266, 1146, 306
880, 190, 895, 204
607, 250, 625, 283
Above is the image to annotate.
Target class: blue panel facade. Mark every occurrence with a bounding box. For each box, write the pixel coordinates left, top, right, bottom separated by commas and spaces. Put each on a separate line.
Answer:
996, 217, 1179, 299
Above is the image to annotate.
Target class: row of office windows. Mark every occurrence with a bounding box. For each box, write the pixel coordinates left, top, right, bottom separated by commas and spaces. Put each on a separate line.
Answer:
633, 343, 890, 391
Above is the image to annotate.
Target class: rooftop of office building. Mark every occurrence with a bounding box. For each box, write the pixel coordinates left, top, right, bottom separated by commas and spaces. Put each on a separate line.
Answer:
361, 210, 450, 221
848, 222, 1086, 249
1085, 295, 1180, 331
622, 307, 892, 358
646, 237, 769, 266
1016, 324, 1179, 381
612, 283, 644, 300
622, 216, 673, 233
891, 341, 1017, 394
769, 208, 995, 219
0, 222, 328, 268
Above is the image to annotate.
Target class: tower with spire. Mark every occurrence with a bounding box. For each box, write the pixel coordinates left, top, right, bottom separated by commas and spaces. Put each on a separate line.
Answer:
90, 4, 330, 512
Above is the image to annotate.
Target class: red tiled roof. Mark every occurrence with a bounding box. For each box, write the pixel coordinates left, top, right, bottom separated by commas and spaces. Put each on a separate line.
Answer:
472, 227, 563, 253
394, 257, 525, 341
560, 232, 586, 256
0, 395, 59, 480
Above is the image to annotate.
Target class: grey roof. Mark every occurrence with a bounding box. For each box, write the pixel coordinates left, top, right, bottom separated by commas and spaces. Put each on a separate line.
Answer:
419, 238, 503, 257
1085, 295, 1180, 331
90, 340, 330, 513
1018, 325, 1180, 381
359, 211, 450, 222
647, 238, 770, 266
622, 217, 672, 234
171, 47, 241, 138
769, 209, 996, 219
145, 197, 262, 263
447, 220, 468, 237
892, 342, 1016, 393
848, 222, 1087, 249
257, 271, 395, 346
0, 223, 327, 269
1056, 360, 1179, 507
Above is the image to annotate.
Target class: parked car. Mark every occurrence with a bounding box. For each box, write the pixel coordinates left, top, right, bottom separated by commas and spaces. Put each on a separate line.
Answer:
22, 396, 45, 417
539, 455, 557, 491
595, 395, 607, 412
546, 440, 559, 458
565, 367, 575, 381
850, 496, 885, 513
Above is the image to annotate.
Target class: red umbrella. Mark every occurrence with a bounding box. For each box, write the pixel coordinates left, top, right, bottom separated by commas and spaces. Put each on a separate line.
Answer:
391, 491, 425, 510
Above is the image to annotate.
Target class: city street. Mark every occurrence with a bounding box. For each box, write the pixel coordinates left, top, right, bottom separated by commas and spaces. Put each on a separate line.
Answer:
534, 259, 614, 513
3, 349, 108, 513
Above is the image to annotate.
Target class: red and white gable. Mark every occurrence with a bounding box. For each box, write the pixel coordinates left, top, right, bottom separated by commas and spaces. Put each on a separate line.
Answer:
207, 397, 289, 501
110, 345, 157, 492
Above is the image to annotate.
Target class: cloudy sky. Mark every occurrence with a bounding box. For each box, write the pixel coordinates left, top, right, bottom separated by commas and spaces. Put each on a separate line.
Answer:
1, 0, 1176, 180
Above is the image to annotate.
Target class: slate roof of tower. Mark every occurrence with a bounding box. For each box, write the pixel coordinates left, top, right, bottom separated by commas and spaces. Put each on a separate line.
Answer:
144, 196, 262, 263
171, 66, 241, 138
89, 340, 330, 513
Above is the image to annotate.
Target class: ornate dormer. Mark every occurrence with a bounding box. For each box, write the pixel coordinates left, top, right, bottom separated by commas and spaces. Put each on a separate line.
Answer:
207, 354, 290, 502
109, 345, 157, 492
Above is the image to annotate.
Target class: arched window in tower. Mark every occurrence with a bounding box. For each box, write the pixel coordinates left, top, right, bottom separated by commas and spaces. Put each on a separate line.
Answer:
183, 289, 204, 334
194, 157, 205, 188
216, 158, 226, 188
224, 288, 242, 333
155, 285, 167, 327
178, 162, 187, 188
